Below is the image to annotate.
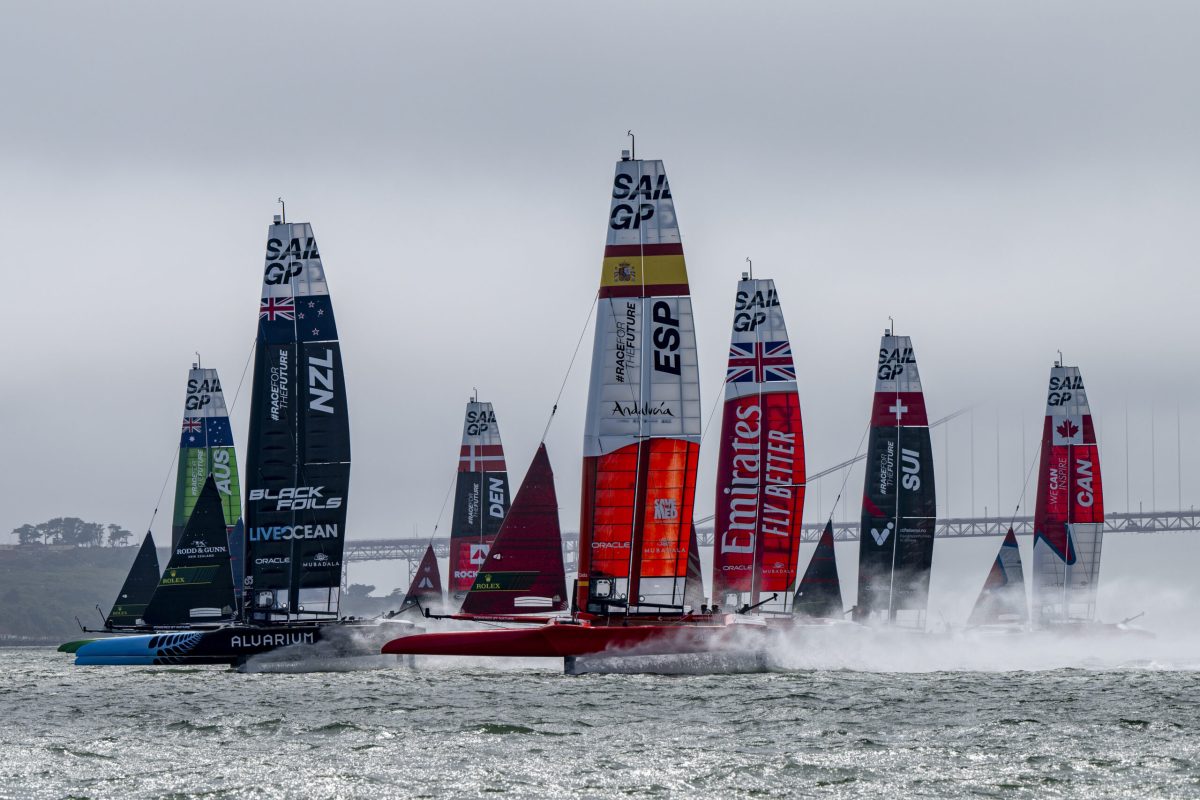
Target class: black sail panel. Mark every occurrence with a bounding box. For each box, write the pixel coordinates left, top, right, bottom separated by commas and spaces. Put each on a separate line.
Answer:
143, 476, 236, 626
794, 522, 843, 618
856, 333, 935, 624
106, 531, 161, 627
245, 221, 350, 620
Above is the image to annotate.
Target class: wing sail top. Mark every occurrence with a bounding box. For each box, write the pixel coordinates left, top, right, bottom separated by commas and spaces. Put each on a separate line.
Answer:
856, 333, 936, 625
1031, 365, 1104, 624
449, 400, 511, 600
244, 221, 351, 621
460, 444, 567, 616
578, 155, 702, 614
172, 367, 240, 549
711, 278, 805, 614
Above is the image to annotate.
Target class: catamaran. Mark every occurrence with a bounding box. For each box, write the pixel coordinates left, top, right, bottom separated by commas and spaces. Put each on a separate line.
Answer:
383, 149, 771, 668
449, 398, 511, 605
854, 330, 936, 629
394, 544, 445, 616
74, 215, 414, 666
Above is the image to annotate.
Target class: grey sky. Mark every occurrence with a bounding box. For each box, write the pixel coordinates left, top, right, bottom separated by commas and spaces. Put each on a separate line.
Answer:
4, 2, 1199, 601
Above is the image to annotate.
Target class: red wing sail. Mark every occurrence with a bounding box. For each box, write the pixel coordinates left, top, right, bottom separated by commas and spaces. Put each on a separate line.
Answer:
460, 444, 568, 615
399, 544, 443, 615
1031, 365, 1104, 624
577, 154, 702, 615
448, 400, 511, 602
711, 278, 805, 614
793, 521, 843, 618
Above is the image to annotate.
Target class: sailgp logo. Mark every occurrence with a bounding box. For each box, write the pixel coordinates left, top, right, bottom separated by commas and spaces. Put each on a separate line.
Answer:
870, 521, 894, 546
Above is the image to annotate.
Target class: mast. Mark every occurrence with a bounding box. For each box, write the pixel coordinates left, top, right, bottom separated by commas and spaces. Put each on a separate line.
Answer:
171, 365, 240, 549
449, 399, 510, 602
1031, 363, 1104, 624
576, 149, 702, 616
244, 218, 351, 622
460, 444, 568, 615
711, 275, 805, 614
856, 331, 935, 625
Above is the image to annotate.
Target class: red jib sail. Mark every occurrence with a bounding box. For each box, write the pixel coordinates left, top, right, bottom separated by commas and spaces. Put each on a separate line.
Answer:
398, 544, 444, 615
448, 399, 511, 602
460, 444, 568, 616
711, 277, 805, 614
1031, 364, 1104, 624
576, 151, 702, 615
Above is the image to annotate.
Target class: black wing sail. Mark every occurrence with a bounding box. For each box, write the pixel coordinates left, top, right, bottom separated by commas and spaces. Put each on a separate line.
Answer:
794, 521, 843, 618
856, 333, 936, 625
106, 531, 161, 628
244, 221, 350, 621
142, 476, 236, 626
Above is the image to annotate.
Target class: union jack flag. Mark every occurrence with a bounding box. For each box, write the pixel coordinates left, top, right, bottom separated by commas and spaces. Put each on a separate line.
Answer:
181, 417, 202, 434
726, 341, 795, 383
259, 296, 295, 322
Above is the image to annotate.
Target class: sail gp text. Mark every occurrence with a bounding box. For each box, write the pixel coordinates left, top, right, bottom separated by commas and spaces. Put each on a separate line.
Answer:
249, 486, 342, 511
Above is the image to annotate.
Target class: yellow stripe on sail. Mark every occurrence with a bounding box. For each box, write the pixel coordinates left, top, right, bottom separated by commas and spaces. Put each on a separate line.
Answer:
600, 254, 688, 289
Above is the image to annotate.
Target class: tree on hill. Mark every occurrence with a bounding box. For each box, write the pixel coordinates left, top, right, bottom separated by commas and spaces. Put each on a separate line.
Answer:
10, 518, 134, 547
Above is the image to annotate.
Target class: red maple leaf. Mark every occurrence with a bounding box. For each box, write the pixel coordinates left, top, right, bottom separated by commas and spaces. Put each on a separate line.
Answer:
1056, 419, 1079, 440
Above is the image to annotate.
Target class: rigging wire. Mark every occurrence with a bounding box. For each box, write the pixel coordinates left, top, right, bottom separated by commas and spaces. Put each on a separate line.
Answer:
143, 440, 181, 535
540, 294, 598, 443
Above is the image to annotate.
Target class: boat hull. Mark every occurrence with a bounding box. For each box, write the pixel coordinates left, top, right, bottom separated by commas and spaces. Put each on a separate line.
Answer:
381, 620, 768, 659
74, 620, 415, 666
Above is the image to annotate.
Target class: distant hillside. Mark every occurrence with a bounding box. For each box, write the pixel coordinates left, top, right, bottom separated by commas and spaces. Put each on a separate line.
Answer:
0, 545, 139, 643
0, 546, 400, 645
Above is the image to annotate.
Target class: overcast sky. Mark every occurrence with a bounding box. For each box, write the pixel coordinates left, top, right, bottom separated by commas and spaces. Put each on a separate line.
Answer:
3, 2, 1199, 601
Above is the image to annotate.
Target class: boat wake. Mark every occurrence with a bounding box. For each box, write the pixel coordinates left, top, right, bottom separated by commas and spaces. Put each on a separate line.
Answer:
237, 620, 418, 674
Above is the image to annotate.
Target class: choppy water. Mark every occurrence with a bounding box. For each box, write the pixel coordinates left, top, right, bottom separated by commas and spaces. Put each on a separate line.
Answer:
2, 638, 1199, 799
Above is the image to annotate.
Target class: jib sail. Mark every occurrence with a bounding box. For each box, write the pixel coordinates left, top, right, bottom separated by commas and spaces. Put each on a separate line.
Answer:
1031, 364, 1104, 624
576, 151, 702, 615
460, 444, 567, 616
244, 219, 351, 621
969, 527, 1027, 626
711, 277, 805, 614
143, 476, 236, 626
106, 531, 161, 628
794, 521, 843, 618
856, 332, 936, 625
171, 365, 240, 550
398, 544, 444, 615
449, 399, 510, 602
